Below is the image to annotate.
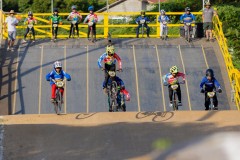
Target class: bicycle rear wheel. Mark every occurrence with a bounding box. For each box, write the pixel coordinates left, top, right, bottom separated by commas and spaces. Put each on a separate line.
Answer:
90, 28, 94, 42
173, 92, 178, 111
187, 27, 190, 42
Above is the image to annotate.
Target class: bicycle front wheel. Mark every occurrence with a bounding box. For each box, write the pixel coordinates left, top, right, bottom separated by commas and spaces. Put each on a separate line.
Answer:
173, 92, 178, 111
55, 90, 62, 114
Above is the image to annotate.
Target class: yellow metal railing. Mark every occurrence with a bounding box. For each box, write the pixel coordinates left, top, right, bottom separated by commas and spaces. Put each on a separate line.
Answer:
1, 12, 202, 39
0, 10, 3, 45
213, 16, 240, 110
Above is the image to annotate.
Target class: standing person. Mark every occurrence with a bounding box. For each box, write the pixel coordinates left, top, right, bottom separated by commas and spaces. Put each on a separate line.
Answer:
180, 7, 196, 39
49, 8, 62, 41
83, 6, 98, 42
135, 10, 150, 38
202, 2, 218, 42
22, 11, 37, 43
200, 69, 222, 110
158, 9, 170, 39
4, 10, 19, 51
67, 5, 82, 38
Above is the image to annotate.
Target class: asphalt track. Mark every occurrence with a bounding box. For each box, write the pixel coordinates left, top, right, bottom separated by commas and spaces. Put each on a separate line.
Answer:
12, 42, 231, 114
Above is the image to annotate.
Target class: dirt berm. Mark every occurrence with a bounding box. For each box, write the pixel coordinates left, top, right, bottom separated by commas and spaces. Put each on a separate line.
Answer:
2, 111, 240, 160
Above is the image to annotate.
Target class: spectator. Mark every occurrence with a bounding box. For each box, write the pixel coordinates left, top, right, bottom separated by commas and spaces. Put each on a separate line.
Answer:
135, 10, 150, 38
4, 10, 19, 51
202, 2, 218, 42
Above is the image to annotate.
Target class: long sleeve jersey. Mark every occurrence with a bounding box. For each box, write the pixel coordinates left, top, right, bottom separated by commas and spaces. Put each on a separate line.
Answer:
49, 15, 62, 24
200, 77, 221, 91
67, 12, 82, 22
158, 15, 170, 23
97, 53, 122, 69
162, 72, 186, 84
24, 17, 37, 25
46, 70, 71, 86
180, 13, 196, 23
135, 16, 150, 24
84, 13, 98, 23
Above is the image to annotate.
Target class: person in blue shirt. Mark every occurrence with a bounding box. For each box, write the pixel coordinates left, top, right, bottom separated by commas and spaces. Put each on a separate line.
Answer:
158, 9, 170, 39
200, 69, 222, 110
104, 75, 130, 112
135, 10, 150, 38
180, 7, 196, 39
46, 61, 71, 102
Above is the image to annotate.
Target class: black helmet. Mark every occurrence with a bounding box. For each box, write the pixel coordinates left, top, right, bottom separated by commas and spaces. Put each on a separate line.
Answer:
185, 7, 191, 12
54, 8, 58, 12
206, 69, 214, 77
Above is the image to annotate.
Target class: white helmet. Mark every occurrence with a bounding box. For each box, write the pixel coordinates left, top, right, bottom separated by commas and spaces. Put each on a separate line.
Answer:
54, 61, 62, 68
160, 9, 165, 14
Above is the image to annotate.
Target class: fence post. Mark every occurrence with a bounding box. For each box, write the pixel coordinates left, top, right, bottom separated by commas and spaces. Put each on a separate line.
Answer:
156, 15, 160, 38
0, 10, 2, 47
104, 13, 108, 38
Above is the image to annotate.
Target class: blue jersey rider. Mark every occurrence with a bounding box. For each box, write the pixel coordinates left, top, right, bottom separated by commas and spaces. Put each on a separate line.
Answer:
180, 7, 196, 39
104, 74, 130, 112
200, 69, 222, 110
46, 61, 71, 103
135, 10, 150, 38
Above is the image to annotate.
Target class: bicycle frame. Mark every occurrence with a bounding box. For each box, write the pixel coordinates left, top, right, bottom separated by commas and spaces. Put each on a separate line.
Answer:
162, 22, 168, 40
171, 84, 179, 111
185, 23, 192, 42
71, 21, 77, 38
88, 22, 94, 42
207, 91, 216, 110
51, 79, 65, 114
28, 24, 33, 40
52, 24, 58, 40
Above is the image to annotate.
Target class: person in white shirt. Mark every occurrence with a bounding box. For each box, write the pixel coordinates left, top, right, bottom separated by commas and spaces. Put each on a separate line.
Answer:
158, 10, 170, 40
4, 10, 19, 51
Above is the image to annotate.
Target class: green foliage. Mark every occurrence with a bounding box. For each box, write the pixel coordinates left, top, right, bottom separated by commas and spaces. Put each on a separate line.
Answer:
216, 5, 240, 69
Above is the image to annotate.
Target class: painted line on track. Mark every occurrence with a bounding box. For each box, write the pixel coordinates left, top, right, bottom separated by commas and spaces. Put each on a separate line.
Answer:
64, 45, 67, 114
38, 45, 44, 114
155, 45, 166, 111
178, 45, 192, 111
132, 45, 141, 112
12, 46, 20, 114
201, 45, 209, 68
86, 45, 89, 113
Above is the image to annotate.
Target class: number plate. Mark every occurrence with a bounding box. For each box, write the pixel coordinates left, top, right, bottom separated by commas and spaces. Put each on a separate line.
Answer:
171, 84, 179, 90
53, 24, 58, 27
88, 22, 94, 26
207, 92, 215, 98
140, 19, 146, 24
72, 21, 77, 24
56, 81, 64, 88
28, 24, 33, 28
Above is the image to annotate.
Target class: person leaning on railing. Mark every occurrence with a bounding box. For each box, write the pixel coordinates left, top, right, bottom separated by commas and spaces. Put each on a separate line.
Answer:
202, 2, 218, 42
135, 10, 150, 38
49, 8, 62, 41
22, 11, 37, 43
